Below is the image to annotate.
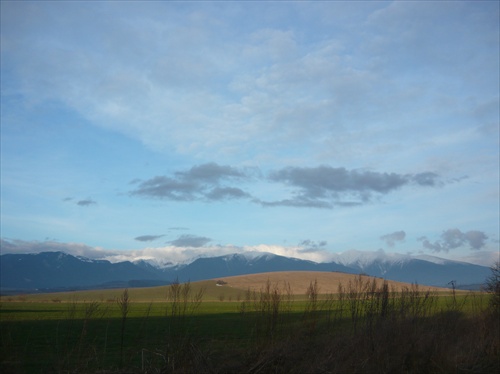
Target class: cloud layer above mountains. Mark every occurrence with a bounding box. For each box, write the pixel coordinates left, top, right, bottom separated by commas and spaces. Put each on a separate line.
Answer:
2, 233, 496, 267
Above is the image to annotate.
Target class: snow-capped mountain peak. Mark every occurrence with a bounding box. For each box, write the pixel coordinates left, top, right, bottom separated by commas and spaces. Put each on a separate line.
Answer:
133, 251, 280, 269
332, 249, 411, 269
413, 254, 463, 265
1, 250, 492, 291
237, 251, 277, 261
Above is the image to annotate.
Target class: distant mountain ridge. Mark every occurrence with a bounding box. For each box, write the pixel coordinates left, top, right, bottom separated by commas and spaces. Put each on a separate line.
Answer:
0, 250, 492, 294
0, 251, 166, 293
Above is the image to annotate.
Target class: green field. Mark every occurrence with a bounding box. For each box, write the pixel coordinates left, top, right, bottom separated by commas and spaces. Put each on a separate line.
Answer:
1, 276, 498, 373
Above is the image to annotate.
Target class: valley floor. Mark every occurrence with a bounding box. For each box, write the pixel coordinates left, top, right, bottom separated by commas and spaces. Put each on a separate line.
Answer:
1, 279, 498, 373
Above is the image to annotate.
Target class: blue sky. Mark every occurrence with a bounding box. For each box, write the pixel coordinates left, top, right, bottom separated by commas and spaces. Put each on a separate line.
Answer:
1, 1, 498, 266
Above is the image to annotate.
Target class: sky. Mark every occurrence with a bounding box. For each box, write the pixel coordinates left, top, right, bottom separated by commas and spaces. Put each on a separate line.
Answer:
1, 1, 499, 267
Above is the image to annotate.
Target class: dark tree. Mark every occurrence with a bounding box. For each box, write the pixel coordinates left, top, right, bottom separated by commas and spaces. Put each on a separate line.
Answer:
485, 262, 500, 312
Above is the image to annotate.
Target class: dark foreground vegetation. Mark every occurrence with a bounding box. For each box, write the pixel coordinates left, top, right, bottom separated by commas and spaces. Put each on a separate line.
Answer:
1, 271, 499, 374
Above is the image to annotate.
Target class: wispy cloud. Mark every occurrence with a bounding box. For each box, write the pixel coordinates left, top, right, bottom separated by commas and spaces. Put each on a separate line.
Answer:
3, 1, 495, 165
63, 197, 97, 207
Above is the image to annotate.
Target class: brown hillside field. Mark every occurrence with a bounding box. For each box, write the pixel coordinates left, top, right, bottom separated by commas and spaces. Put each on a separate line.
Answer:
4, 271, 456, 303
209, 271, 452, 295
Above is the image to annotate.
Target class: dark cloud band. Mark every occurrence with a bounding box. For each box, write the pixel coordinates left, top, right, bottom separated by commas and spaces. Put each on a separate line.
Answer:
130, 163, 251, 202
265, 166, 439, 207
134, 235, 164, 242
168, 234, 212, 248
77, 199, 97, 206
130, 163, 442, 209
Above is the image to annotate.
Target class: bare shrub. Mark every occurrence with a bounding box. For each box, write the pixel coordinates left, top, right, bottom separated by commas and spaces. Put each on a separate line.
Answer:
397, 283, 437, 320
117, 288, 129, 367
485, 261, 500, 312
303, 279, 320, 332
239, 280, 294, 339
163, 279, 205, 371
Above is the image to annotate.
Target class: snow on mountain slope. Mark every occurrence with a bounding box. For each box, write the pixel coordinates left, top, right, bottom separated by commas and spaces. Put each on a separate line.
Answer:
76, 255, 108, 264
1, 250, 492, 291
237, 251, 278, 261
133, 257, 191, 270
332, 249, 412, 269
133, 251, 280, 269
133, 249, 450, 271
413, 254, 462, 265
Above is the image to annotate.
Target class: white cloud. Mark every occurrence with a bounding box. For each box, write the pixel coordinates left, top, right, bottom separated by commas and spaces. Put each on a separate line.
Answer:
2, 238, 497, 268
0, 239, 113, 258
455, 251, 499, 268
0, 238, 332, 265
3, 0, 497, 170
244, 28, 298, 62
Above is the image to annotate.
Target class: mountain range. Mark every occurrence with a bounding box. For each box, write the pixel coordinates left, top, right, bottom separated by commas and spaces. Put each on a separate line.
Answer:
0, 250, 493, 294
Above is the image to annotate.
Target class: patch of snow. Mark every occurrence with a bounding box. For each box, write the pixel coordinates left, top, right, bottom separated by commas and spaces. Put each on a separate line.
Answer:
134, 258, 180, 269
414, 255, 460, 265
241, 251, 280, 262
76, 255, 97, 263
333, 249, 411, 269
134, 252, 216, 269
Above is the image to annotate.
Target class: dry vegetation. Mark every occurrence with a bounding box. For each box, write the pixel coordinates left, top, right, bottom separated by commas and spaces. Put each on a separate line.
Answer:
1, 271, 455, 303
215, 271, 452, 295
2, 270, 497, 373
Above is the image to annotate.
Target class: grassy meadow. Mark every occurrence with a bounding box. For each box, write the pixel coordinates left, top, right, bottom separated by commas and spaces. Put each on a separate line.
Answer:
1, 271, 498, 373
